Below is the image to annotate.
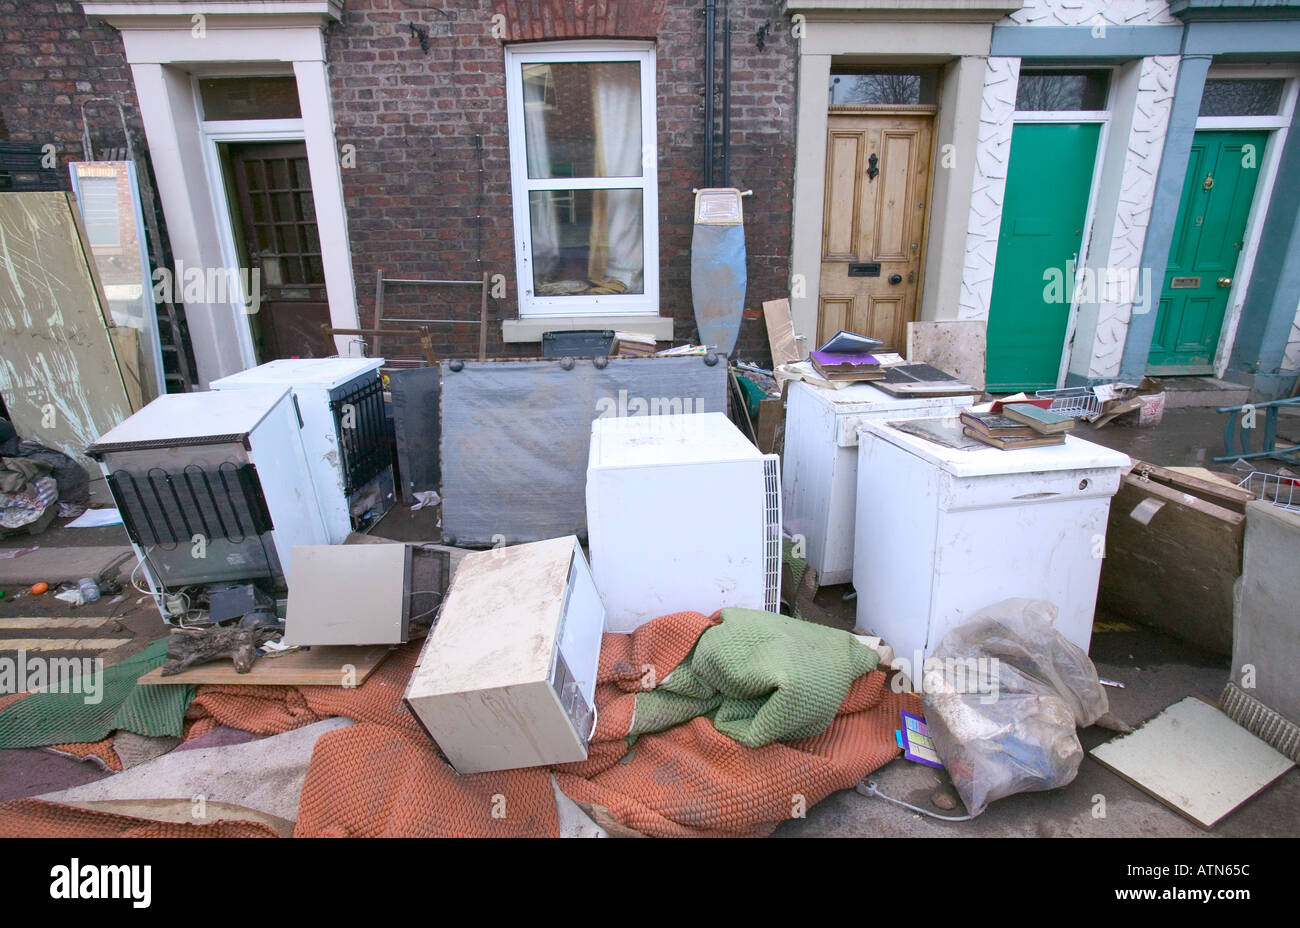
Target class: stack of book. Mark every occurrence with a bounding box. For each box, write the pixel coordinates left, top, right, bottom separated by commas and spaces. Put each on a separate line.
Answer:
613, 331, 657, 357
809, 349, 883, 382
960, 402, 1074, 450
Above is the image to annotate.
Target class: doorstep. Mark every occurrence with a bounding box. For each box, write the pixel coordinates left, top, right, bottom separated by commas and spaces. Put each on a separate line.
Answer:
1159, 376, 1250, 409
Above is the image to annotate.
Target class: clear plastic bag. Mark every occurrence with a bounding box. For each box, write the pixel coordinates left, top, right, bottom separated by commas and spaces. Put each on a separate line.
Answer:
919, 599, 1108, 817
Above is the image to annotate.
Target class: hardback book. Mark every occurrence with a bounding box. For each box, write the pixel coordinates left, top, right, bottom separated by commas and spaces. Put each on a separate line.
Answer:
963, 427, 1067, 450
817, 330, 883, 354
1001, 403, 1076, 434
959, 409, 1038, 439
810, 351, 884, 381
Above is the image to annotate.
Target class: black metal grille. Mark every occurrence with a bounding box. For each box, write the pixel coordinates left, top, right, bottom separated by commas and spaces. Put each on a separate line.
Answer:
108, 463, 273, 549
329, 375, 388, 496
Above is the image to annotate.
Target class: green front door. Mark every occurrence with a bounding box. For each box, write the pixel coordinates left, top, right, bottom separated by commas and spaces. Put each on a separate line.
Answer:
1148, 130, 1268, 374
986, 122, 1101, 392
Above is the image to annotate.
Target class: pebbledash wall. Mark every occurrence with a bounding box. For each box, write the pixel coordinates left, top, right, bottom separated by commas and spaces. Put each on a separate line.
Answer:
9, 0, 798, 385
959, 0, 1300, 396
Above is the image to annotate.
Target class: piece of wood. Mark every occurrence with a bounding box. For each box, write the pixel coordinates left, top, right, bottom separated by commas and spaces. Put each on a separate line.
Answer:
108, 326, 144, 412
1090, 696, 1294, 829
762, 298, 802, 367
0, 616, 115, 630
0, 193, 134, 475
1098, 472, 1245, 654
1132, 461, 1254, 513
161, 625, 280, 676
137, 643, 394, 686
0, 638, 132, 652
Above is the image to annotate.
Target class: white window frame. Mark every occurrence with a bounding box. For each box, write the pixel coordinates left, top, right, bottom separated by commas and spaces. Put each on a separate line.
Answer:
504, 41, 659, 318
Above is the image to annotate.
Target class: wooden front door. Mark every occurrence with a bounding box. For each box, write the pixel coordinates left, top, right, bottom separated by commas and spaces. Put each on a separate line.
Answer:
1148, 130, 1268, 374
227, 142, 332, 361
818, 111, 933, 349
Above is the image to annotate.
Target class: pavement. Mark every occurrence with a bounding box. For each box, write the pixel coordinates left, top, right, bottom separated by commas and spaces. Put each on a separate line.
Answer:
0, 403, 1296, 836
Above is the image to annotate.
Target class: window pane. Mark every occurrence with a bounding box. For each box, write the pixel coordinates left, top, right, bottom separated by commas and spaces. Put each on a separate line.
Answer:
199, 76, 302, 121
79, 176, 122, 248
829, 70, 937, 105
529, 188, 644, 296
1016, 70, 1109, 111
522, 61, 642, 179
1199, 79, 1285, 117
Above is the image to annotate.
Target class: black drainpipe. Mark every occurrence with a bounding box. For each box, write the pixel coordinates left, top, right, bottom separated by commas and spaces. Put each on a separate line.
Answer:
703, 0, 716, 187
721, 0, 731, 187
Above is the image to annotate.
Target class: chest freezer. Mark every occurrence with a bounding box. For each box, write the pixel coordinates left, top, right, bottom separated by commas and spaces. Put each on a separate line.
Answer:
587, 412, 781, 632
210, 357, 394, 539
86, 387, 331, 617
782, 380, 976, 584
853, 419, 1130, 662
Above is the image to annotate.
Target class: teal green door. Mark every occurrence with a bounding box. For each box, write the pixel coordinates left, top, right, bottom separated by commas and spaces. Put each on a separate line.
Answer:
986, 123, 1101, 392
1148, 130, 1268, 374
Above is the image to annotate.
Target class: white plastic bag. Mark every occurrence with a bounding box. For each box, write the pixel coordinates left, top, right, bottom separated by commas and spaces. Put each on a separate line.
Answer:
920, 599, 1108, 817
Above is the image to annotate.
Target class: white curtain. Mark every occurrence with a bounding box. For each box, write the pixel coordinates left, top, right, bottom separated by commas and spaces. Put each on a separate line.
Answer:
588, 64, 643, 291
523, 78, 560, 276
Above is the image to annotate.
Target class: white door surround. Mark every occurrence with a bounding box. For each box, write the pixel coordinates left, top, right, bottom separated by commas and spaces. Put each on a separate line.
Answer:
80, 2, 358, 386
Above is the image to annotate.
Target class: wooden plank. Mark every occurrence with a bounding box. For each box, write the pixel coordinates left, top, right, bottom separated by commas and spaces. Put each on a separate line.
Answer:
136, 643, 394, 686
1132, 461, 1253, 513
0, 616, 115, 630
762, 298, 802, 368
0, 638, 132, 652
1098, 474, 1244, 654
1090, 697, 1294, 829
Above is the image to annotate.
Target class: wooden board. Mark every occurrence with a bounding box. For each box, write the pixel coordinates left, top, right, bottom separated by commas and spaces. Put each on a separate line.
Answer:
1090, 697, 1294, 828
1133, 461, 1253, 513
137, 643, 394, 686
762, 298, 802, 367
0, 193, 134, 475
1099, 470, 1244, 654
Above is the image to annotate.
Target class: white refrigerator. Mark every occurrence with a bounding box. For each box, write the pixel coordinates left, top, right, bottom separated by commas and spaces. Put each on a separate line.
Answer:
853, 419, 1131, 661
587, 412, 781, 632
782, 380, 976, 585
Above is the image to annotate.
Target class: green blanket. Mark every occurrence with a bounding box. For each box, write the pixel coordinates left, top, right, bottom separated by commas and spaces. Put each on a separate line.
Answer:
630, 608, 879, 748
0, 638, 194, 749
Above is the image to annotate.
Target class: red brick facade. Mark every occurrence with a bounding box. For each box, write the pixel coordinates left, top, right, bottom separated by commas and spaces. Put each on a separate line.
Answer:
0, 0, 797, 367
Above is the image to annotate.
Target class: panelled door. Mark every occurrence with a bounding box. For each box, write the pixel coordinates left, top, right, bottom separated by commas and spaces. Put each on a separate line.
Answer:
1148, 130, 1268, 374
227, 141, 333, 361
986, 122, 1101, 392
818, 111, 933, 349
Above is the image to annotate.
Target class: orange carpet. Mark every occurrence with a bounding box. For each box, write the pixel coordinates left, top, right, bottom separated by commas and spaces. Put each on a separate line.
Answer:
0, 611, 916, 837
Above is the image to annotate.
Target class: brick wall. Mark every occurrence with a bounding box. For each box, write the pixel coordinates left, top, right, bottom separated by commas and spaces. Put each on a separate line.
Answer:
328, 0, 797, 364
0, 0, 797, 368
0, 0, 145, 182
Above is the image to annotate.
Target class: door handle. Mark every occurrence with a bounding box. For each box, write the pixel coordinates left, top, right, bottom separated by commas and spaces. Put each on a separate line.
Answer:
1218, 277, 1232, 288
888, 273, 902, 285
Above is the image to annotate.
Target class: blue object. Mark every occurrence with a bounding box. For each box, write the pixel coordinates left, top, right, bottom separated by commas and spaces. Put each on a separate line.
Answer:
691, 222, 747, 357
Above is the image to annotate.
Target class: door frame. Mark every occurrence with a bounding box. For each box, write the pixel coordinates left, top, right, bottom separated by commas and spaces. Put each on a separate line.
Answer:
1191, 66, 1300, 379
1005, 97, 1112, 390
197, 76, 308, 370
818, 102, 940, 347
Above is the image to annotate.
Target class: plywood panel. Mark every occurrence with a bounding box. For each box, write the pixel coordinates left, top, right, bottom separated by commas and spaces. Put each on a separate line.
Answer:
138, 643, 393, 686
0, 193, 133, 474
1090, 697, 1294, 828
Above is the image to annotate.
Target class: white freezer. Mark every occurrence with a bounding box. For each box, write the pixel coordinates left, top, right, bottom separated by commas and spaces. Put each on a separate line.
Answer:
781, 380, 976, 584
587, 413, 781, 632
210, 357, 393, 541
853, 419, 1131, 662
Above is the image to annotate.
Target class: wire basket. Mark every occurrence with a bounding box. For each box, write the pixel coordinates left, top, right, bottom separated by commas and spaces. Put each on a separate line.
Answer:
1034, 387, 1103, 420
1237, 472, 1300, 512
